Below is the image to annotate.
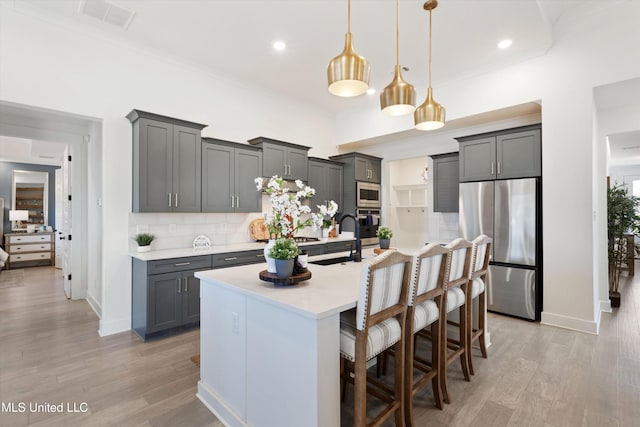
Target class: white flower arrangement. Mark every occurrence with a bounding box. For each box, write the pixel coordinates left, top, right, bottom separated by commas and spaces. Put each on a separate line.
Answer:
255, 175, 339, 238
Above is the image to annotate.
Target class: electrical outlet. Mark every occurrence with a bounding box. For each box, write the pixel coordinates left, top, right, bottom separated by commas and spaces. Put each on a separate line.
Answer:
232, 312, 239, 334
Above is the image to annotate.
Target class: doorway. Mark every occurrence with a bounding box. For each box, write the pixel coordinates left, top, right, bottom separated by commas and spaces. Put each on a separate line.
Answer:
0, 100, 101, 306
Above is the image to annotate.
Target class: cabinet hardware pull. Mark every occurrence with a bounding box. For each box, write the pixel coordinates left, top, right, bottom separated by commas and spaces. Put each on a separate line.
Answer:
175, 193, 178, 207
256, 254, 264, 258
284, 164, 287, 175
168, 193, 172, 207
497, 161, 501, 175
236, 196, 239, 208
175, 262, 191, 266
184, 277, 188, 293
231, 195, 235, 208
225, 257, 238, 261
491, 162, 495, 175
177, 278, 181, 293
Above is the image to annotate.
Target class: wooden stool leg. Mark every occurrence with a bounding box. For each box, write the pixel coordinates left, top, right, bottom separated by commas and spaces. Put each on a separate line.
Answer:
404, 329, 415, 426
394, 340, 405, 427
460, 304, 471, 382
440, 312, 450, 404
432, 320, 443, 409
467, 298, 475, 376
479, 291, 488, 358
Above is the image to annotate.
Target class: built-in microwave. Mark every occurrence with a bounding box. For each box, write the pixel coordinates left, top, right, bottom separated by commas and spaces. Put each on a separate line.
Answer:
356, 181, 381, 208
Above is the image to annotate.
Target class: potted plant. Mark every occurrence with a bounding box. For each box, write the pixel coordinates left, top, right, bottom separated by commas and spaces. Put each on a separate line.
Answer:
607, 184, 640, 307
268, 238, 301, 277
134, 233, 155, 253
376, 226, 393, 249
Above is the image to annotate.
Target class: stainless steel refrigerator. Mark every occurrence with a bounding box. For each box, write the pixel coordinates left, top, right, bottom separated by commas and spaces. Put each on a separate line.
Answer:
459, 178, 541, 320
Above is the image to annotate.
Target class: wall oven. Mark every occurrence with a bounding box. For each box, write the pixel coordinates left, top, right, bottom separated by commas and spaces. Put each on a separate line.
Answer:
356, 182, 381, 208
357, 208, 380, 246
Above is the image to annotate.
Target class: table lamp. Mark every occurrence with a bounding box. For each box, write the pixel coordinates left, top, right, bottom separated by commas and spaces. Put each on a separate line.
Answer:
9, 210, 29, 230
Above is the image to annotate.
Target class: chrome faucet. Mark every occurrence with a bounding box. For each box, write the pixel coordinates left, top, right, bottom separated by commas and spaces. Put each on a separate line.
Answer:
338, 214, 362, 262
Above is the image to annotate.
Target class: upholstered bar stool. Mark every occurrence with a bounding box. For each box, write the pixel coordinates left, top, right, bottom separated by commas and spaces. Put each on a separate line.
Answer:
441, 238, 473, 404
467, 234, 492, 375
339, 250, 413, 427
404, 243, 451, 425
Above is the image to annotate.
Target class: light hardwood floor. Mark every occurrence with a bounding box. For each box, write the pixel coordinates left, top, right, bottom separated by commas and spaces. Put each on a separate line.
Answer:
0, 266, 638, 426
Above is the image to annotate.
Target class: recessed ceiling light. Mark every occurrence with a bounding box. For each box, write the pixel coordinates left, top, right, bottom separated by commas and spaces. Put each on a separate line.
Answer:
366, 88, 376, 95
497, 39, 512, 49
273, 41, 286, 51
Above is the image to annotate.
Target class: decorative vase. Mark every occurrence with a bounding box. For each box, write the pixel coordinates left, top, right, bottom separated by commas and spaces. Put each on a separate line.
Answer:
275, 258, 295, 278
379, 239, 390, 249
322, 228, 331, 238
264, 239, 277, 273
137, 245, 151, 253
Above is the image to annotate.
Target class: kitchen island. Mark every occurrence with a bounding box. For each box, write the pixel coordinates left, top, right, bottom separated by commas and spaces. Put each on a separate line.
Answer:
195, 259, 365, 427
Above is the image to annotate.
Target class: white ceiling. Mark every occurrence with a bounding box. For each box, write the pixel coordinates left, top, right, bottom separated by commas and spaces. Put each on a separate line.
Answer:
4, 0, 638, 166
0, 135, 66, 166
20, 0, 604, 114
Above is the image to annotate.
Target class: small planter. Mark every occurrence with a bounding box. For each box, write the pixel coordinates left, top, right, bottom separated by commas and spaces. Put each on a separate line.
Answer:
137, 245, 151, 253
379, 239, 390, 249
610, 291, 621, 308
275, 259, 295, 278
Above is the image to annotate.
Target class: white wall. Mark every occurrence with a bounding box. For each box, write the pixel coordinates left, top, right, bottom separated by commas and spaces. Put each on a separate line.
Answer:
334, 2, 640, 333
0, 3, 337, 336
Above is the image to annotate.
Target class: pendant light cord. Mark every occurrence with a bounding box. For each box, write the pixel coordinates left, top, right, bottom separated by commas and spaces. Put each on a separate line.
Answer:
428, 8, 433, 88
347, 0, 351, 33
395, 0, 400, 67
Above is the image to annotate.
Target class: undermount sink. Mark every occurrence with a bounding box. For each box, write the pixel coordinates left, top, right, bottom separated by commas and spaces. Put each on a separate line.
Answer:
309, 256, 353, 266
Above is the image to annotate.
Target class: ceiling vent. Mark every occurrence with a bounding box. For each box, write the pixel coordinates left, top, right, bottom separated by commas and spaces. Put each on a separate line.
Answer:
79, 0, 135, 30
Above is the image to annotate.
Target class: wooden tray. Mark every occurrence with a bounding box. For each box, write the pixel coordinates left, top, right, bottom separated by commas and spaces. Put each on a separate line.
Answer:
259, 270, 311, 286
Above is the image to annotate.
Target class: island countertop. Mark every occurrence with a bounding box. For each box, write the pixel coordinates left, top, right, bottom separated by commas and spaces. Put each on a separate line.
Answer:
195, 257, 365, 320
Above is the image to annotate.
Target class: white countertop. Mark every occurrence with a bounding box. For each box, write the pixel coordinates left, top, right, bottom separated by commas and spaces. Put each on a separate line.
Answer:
196, 256, 367, 320
129, 235, 356, 261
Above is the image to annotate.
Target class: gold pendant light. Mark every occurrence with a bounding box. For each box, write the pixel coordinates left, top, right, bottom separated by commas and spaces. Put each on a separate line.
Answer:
380, 0, 416, 116
415, 0, 445, 130
327, 0, 371, 97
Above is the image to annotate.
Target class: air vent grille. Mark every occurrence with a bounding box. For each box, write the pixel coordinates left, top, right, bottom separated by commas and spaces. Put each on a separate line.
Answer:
79, 0, 135, 30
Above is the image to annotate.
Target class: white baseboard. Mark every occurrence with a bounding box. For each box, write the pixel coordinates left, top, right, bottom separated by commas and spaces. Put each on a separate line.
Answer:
98, 316, 131, 337
85, 292, 102, 319
541, 311, 599, 335
600, 299, 612, 314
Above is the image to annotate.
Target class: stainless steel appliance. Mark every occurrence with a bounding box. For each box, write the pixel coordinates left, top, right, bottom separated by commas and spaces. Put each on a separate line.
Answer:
356, 181, 381, 208
356, 208, 380, 246
459, 178, 541, 320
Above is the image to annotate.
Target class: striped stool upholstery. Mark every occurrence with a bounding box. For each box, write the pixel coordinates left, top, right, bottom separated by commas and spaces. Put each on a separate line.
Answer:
340, 250, 412, 427
403, 243, 450, 426
467, 235, 492, 375
442, 238, 473, 404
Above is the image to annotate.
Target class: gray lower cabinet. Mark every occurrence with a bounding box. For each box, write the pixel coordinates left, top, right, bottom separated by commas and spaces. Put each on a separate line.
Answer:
128, 109, 207, 212
202, 138, 262, 212
212, 249, 266, 268
457, 125, 541, 182
308, 158, 344, 210
248, 137, 310, 181
431, 152, 459, 212
132, 255, 212, 340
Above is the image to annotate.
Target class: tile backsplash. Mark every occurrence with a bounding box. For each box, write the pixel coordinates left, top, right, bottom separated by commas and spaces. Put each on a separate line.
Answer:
128, 212, 264, 252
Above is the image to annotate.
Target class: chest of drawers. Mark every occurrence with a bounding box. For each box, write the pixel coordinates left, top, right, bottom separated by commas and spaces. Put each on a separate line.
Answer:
4, 232, 55, 269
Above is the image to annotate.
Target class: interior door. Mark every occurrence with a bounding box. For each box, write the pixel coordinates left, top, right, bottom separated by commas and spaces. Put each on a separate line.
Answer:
62, 146, 72, 298
55, 168, 63, 269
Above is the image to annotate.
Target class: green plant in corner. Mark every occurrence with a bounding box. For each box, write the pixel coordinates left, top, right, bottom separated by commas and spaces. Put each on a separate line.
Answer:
607, 184, 640, 302
134, 233, 155, 247
268, 238, 301, 260
376, 226, 393, 240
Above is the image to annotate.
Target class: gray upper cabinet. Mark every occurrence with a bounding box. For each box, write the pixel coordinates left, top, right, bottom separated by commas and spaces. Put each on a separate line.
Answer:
248, 137, 310, 181
308, 158, 344, 210
128, 110, 207, 212
330, 153, 382, 184
457, 125, 541, 182
354, 157, 381, 182
431, 152, 459, 213
202, 138, 262, 213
